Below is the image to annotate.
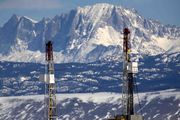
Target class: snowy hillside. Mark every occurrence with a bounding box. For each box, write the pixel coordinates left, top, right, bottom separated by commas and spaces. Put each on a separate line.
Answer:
0, 52, 179, 96
0, 3, 180, 63
0, 90, 179, 120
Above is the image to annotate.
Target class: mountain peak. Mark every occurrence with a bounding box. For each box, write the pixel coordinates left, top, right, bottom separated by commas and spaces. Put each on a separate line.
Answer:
88, 3, 115, 8
4, 14, 38, 28
10, 14, 20, 21
76, 3, 115, 14
21, 16, 38, 23
8, 14, 38, 24
77, 3, 114, 9
0, 3, 180, 63
76, 3, 137, 15
4, 14, 20, 26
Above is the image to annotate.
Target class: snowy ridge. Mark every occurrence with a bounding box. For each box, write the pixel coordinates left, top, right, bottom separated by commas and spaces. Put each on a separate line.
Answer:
23, 16, 38, 23
1, 89, 179, 105
0, 90, 179, 120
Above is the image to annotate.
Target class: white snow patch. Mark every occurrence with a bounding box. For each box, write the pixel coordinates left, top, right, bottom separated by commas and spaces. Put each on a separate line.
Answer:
91, 25, 122, 47
124, 9, 131, 15
1, 90, 179, 104
32, 30, 37, 37
57, 92, 121, 104
152, 35, 180, 52
153, 113, 159, 118
0, 50, 67, 63
24, 16, 38, 23
20, 76, 30, 82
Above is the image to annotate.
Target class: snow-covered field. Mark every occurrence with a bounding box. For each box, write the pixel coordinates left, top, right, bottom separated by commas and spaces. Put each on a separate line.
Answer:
0, 90, 179, 120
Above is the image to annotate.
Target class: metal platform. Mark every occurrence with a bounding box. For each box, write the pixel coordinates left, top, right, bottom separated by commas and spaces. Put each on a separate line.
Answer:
108, 115, 143, 120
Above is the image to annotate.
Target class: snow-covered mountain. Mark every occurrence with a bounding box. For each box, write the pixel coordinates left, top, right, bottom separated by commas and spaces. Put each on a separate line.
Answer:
0, 3, 180, 63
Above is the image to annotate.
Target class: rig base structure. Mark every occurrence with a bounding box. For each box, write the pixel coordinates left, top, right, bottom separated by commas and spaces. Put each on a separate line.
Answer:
108, 115, 143, 120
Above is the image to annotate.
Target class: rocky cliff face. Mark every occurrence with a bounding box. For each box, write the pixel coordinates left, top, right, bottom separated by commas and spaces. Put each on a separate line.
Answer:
0, 3, 179, 63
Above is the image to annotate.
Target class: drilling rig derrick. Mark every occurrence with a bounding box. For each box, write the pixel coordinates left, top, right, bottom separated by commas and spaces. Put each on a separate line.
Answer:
45, 41, 57, 120
108, 28, 142, 120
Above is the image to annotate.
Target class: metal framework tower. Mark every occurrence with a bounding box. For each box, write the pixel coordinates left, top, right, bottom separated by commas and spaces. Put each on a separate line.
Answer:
108, 28, 142, 120
45, 41, 57, 120
122, 28, 136, 116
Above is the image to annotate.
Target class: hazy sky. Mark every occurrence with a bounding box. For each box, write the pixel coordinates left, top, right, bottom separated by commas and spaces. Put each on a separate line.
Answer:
0, 0, 180, 27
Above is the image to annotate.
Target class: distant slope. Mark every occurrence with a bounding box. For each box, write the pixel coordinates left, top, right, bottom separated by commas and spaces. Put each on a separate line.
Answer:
0, 52, 179, 96
0, 91, 179, 120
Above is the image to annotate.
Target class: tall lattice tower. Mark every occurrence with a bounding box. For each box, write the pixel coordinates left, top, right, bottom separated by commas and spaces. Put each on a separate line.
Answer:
45, 41, 57, 120
122, 28, 135, 116
108, 28, 142, 120
121, 28, 142, 120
